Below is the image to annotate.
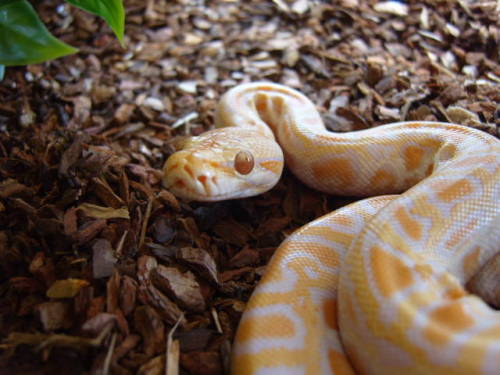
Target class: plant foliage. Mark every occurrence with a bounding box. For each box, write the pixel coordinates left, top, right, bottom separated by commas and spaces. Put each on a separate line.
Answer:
66, 0, 124, 45
0, 0, 124, 72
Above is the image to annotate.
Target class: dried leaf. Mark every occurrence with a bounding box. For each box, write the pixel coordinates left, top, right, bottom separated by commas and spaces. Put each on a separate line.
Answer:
3, 325, 112, 350
46, 279, 90, 299
77, 203, 130, 219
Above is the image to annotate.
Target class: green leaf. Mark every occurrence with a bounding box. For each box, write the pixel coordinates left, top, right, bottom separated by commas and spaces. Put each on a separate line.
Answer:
0, 0, 77, 66
0, 65, 4, 80
66, 0, 124, 45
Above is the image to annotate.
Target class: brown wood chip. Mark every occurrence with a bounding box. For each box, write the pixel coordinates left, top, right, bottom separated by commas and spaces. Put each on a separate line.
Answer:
0, 0, 498, 372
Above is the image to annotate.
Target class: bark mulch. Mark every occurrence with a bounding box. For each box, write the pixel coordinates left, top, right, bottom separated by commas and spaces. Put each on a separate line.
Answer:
0, 0, 498, 374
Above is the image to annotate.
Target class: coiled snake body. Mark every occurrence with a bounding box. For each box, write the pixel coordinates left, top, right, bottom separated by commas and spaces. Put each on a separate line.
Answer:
163, 83, 500, 374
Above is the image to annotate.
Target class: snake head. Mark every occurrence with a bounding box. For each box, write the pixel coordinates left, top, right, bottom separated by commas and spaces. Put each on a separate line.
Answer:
162, 127, 283, 201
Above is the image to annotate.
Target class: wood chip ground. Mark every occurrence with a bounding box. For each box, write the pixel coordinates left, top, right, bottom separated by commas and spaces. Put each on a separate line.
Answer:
0, 0, 499, 374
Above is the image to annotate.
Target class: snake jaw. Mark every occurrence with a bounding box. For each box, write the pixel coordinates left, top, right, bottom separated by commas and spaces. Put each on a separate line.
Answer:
162, 144, 283, 201
162, 151, 216, 200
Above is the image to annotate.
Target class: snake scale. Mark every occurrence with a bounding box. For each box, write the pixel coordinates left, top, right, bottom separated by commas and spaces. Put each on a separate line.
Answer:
163, 83, 500, 375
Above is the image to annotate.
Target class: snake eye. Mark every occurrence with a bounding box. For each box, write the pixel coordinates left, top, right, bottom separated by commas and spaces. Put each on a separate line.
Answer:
234, 150, 254, 175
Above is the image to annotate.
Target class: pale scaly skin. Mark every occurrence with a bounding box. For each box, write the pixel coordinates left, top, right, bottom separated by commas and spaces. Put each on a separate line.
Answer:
162, 83, 500, 374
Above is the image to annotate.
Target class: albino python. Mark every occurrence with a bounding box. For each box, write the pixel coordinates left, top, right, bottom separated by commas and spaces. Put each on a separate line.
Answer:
162, 83, 500, 374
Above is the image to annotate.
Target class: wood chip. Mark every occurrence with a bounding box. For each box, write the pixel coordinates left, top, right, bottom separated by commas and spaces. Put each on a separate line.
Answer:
152, 265, 206, 312
176, 248, 219, 285
466, 252, 500, 309
92, 239, 118, 279
374, 1, 409, 16
1, 0, 498, 372
36, 301, 71, 331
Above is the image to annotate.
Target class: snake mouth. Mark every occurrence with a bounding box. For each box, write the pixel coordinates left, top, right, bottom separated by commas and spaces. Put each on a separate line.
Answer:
162, 154, 224, 200
163, 164, 265, 202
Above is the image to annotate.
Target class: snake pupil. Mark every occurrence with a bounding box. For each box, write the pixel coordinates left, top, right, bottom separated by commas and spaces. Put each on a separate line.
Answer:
234, 150, 254, 175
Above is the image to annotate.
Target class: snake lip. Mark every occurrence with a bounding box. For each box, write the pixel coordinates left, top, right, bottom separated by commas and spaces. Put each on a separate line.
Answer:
196, 175, 209, 191
196, 174, 213, 195
164, 165, 220, 201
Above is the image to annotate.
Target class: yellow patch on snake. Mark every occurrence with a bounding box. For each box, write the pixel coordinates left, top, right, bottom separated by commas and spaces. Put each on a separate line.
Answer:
395, 206, 422, 241
322, 298, 338, 330
424, 301, 474, 346
371, 246, 414, 297
446, 217, 478, 249
235, 348, 313, 375
404, 145, 425, 171
312, 158, 353, 184
370, 169, 396, 191
237, 314, 295, 341
437, 178, 474, 202
328, 350, 356, 375
285, 242, 341, 270
303, 226, 354, 247
197, 175, 208, 185
443, 285, 467, 300
406, 289, 440, 310
259, 160, 282, 173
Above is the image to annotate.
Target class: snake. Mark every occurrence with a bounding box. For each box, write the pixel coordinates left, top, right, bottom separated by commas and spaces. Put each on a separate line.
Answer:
162, 82, 500, 375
